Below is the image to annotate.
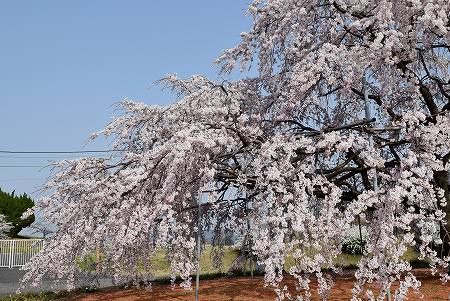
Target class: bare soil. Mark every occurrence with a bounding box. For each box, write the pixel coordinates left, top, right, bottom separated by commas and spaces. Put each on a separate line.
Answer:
65, 269, 450, 301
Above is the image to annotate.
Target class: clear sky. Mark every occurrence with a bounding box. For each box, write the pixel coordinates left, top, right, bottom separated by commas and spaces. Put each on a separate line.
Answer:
0, 1, 251, 198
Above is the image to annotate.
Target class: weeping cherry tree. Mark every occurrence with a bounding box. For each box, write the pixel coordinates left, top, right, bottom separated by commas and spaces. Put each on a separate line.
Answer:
22, 1, 450, 300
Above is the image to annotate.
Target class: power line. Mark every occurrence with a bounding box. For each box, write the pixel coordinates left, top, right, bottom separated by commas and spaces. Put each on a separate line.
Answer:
0, 178, 43, 181
0, 165, 45, 168
0, 150, 122, 154
0, 155, 111, 159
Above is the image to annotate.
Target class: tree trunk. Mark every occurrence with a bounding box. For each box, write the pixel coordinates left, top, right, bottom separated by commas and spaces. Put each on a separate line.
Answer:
434, 169, 450, 261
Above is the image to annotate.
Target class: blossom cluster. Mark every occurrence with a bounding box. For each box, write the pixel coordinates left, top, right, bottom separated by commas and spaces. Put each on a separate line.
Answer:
0, 214, 12, 239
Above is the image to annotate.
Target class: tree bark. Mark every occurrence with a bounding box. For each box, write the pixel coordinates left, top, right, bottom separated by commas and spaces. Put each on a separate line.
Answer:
434, 168, 450, 261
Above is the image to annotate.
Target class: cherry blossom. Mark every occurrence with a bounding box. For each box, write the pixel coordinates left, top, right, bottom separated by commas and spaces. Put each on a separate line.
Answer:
0, 214, 12, 238
22, 1, 450, 300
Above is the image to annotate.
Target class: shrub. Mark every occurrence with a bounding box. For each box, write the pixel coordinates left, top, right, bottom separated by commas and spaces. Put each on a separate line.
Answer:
342, 225, 367, 255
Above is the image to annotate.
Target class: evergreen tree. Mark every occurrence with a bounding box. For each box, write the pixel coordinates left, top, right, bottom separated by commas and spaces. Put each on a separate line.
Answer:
0, 188, 35, 238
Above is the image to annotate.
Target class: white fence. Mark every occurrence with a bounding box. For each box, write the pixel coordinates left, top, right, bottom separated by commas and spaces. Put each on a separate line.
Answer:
0, 239, 44, 268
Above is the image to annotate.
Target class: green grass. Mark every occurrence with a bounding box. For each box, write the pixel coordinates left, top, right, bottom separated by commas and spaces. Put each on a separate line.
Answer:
283, 247, 426, 271
150, 246, 241, 277
77, 246, 244, 277
79, 245, 427, 278
283, 249, 361, 271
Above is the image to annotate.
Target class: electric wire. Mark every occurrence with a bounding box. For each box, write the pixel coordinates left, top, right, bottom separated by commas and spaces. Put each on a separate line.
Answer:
0, 150, 122, 154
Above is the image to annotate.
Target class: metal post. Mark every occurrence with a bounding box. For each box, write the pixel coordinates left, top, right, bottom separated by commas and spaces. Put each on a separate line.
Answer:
245, 201, 254, 284
363, 77, 390, 301
8, 240, 15, 268
195, 200, 201, 301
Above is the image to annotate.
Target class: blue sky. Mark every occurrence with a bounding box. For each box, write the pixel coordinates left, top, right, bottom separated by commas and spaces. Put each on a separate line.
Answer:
0, 1, 251, 197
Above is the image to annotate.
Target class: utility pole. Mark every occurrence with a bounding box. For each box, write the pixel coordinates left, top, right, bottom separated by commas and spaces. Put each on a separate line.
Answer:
363, 76, 391, 301
195, 198, 202, 301
245, 200, 254, 284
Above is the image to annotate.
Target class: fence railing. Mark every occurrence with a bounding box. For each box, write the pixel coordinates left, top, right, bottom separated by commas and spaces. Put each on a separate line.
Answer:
0, 239, 44, 268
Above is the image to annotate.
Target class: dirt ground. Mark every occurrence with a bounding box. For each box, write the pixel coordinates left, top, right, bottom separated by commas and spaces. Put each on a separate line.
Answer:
66, 270, 450, 301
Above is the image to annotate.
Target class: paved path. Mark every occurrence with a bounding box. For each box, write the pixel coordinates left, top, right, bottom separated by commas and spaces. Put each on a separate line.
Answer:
0, 268, 112, 296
